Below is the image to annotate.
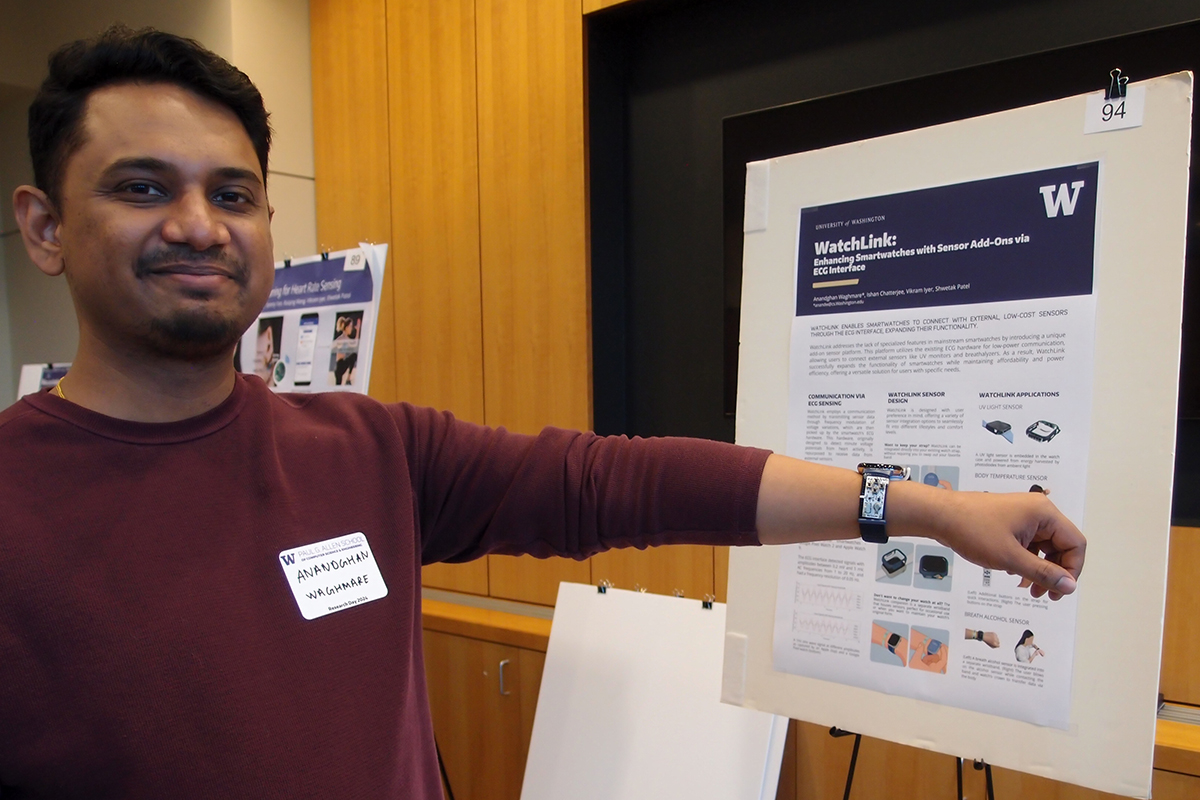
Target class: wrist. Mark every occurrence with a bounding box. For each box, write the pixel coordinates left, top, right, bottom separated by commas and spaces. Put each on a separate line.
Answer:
882, 479, 957, 545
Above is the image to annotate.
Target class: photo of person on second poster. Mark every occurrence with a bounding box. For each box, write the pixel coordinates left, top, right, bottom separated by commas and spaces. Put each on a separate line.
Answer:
329, 310, 363, 387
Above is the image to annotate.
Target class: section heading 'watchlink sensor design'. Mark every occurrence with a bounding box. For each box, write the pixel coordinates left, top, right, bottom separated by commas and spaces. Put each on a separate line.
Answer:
1026, 420, 1061, 442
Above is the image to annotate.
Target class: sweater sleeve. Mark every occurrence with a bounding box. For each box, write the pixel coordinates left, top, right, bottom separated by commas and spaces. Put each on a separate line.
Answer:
388, 403, 771, 565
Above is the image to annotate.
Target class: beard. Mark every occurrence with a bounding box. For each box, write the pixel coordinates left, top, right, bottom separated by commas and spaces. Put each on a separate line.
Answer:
135, 245, 257, 360
144, 307, 248, 360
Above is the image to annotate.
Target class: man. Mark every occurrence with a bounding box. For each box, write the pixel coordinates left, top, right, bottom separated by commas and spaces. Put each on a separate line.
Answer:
1, 26, 1083, 798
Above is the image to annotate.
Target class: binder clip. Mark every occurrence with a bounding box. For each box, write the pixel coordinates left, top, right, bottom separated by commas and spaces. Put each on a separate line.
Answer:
320, 249, 330, 261
597, 579, 614, 594
282, 256, 292, 268
1106, 68, 1129, 100
632, 584, 648, 593
672, 588, 685, 598
701, 593, 715, 610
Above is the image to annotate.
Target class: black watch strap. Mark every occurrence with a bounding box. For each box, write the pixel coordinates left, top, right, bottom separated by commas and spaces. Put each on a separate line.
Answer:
860, 521, 888, 543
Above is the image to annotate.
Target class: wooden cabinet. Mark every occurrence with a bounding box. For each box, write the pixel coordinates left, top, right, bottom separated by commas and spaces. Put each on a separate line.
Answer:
421, 599, 551, 800
774, 721, 1200, 800
423, 630, 545, 800
1160, 526, 1200, 704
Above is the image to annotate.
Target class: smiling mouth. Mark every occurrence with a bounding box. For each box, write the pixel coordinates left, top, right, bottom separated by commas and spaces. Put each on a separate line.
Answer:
149, 264, 236, 279
136, 247, 248, 286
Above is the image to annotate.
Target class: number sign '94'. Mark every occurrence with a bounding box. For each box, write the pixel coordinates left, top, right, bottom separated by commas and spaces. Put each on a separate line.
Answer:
1083, 85, 1146, 134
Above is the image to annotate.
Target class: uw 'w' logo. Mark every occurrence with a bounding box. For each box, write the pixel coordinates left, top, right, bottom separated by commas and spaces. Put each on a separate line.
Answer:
280, 553, 296, 565
1039, 181, 1086, 218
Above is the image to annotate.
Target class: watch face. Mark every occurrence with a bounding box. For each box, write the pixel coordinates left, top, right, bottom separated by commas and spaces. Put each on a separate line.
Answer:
861, 474, 888, 520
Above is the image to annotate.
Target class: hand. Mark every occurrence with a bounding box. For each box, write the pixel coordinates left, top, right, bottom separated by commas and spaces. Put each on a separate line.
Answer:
754, 458, 1085, 600
908, 632, 947, 673
964, 629, 1001, 648
871, 623, 908, 664
890, 484, 1084, 600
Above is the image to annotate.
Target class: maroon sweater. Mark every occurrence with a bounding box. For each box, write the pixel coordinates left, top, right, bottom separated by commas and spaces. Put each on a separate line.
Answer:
0, 375, 768, 798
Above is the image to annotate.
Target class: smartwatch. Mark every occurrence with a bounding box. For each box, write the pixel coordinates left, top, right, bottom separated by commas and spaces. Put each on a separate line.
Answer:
881, 548, 907, 575
886, 632, 901, 654
918, 554, 949, 579
975, 630, 984, 641
857, 463, 910, 543
1025, 420, 1060, 442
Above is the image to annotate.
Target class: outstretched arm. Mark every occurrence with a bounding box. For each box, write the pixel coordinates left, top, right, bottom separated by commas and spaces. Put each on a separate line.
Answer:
755, 455, 1085, 600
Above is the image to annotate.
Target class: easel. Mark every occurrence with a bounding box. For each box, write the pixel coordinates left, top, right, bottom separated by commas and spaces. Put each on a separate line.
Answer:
829, 728, 996, 800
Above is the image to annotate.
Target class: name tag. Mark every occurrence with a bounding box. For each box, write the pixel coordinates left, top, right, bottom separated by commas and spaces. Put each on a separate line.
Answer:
279, 532, 388, 620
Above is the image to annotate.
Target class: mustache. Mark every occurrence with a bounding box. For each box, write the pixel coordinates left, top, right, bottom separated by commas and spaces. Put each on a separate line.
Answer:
135, 246, 248, 283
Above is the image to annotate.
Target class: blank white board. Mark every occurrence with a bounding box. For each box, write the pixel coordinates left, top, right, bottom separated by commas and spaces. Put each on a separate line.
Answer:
522, 583, 788, 800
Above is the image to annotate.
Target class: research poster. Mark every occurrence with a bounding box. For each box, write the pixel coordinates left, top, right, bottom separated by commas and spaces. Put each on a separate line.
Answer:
724, 73, 1193, 797
236, 244, 388, 395
772, 164, 1097, 729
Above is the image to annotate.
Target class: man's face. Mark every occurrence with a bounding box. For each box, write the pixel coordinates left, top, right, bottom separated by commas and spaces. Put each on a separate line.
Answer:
53, 81, 274, 360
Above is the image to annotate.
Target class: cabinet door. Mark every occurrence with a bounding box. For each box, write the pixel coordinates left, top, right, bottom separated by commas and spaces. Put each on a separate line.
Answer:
423, 630, 544, 800
786, 720, 1195, 800
1160, 526, 1200, 704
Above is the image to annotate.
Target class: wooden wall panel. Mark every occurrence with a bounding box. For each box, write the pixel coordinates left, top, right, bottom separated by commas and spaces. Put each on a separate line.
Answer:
591, 545, 714, 598
785, 722, 1200, 800
422, 560, 489, 596
475, 0, 591, 434
385, 0, 486, 422
1160, 526, 1200, 704
310, 0, 397, 403
714, 545, 730, 602
582, 0, 641, 13
488, 553, 591, 606
476, 0, 594, 603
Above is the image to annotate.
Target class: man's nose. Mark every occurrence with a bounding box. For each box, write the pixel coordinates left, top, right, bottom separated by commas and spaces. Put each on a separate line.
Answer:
160, 190, 231, 249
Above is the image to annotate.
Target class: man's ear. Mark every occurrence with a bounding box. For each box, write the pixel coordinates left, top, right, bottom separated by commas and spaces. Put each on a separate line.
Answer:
12, 185, 65, 277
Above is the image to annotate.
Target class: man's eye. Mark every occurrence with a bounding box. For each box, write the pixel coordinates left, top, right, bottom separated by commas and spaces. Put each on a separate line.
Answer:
120, 182, 165, 197
214, 190, 251, 205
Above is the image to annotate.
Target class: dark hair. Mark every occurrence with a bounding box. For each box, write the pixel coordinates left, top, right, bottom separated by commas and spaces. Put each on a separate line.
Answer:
28, 24, 271, 207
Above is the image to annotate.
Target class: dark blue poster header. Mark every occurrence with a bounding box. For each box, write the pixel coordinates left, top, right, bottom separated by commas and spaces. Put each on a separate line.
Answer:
263, 254, 374, 313
796, 162, 1097, 317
